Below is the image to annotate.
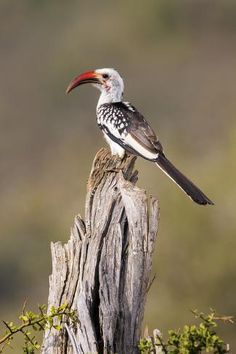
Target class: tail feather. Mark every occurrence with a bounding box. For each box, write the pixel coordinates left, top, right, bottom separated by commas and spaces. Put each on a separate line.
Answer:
155, 153, 214, 205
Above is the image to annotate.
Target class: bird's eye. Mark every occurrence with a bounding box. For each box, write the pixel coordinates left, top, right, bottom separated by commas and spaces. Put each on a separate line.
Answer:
102, 74, 109, 79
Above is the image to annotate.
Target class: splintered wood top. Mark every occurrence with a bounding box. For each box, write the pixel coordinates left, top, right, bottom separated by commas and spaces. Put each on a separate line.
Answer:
42, 148, 159, 354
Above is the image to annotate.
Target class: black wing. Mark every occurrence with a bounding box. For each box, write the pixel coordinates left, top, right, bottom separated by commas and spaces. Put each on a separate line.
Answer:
99, 102, 163, 160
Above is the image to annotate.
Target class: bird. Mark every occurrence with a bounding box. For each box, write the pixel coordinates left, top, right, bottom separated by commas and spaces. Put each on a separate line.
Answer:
66, 68, 213, 206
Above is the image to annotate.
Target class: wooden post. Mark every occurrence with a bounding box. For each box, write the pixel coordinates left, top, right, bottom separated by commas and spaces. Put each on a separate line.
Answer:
41, 148, 159, 354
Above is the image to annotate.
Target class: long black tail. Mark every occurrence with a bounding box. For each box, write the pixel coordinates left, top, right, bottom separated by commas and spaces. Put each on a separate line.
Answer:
155, 153, 214, 205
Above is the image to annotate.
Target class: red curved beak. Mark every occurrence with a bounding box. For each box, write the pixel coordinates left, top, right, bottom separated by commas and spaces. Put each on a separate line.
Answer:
66, 71, 101, 94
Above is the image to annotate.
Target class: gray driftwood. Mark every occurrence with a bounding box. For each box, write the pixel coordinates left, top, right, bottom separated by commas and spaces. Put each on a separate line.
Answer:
41, 148, 159, 354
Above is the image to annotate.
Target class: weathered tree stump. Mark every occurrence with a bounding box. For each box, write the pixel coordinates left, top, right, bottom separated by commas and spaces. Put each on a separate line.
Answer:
41, 148, 159, 354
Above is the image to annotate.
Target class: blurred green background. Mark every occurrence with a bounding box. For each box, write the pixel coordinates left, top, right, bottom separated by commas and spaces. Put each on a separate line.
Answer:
0, 0, 236, 351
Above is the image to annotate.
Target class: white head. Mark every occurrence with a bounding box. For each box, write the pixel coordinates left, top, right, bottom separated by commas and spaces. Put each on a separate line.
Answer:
66, 68, 124, 107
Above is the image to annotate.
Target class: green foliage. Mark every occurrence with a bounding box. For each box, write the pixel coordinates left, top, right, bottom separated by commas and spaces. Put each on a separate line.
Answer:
139, 337, 154, 352
0, 303, 77, 353
0, 307, 232, 353
139, 310, 233, 354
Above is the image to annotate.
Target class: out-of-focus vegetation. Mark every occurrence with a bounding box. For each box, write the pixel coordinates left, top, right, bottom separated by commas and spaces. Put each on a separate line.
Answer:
0, 306, 232, 354
139, 310, 232, 354
0, 303, 76, 353
0, 0, 235, 352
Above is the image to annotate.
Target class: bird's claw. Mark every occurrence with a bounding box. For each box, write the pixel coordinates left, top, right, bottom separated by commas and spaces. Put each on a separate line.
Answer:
105, 167, 123, 173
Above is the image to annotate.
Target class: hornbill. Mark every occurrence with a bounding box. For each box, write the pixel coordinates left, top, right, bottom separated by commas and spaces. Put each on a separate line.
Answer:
66, 68, 213, 206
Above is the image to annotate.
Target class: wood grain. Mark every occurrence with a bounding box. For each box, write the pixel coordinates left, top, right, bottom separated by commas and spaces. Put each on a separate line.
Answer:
41, 148, 159, 354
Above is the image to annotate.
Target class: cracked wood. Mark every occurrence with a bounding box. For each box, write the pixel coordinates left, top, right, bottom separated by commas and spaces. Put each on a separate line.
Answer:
41, 148, 159, 354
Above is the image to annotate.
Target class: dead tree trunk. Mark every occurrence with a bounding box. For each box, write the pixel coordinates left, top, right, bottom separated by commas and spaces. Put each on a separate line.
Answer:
41, 148, 159, 354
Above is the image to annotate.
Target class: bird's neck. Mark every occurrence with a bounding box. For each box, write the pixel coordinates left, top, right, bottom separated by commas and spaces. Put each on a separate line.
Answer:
97, 89, 123, 108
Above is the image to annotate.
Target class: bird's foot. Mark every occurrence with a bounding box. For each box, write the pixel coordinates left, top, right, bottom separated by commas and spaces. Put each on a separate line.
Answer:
105, 167, 123, 173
